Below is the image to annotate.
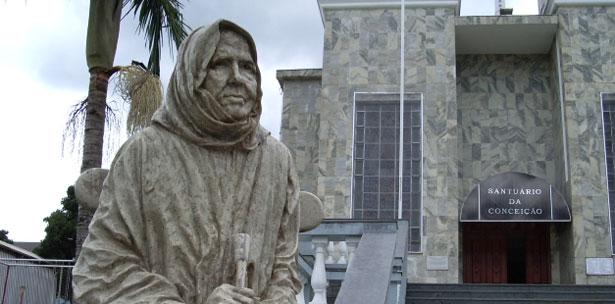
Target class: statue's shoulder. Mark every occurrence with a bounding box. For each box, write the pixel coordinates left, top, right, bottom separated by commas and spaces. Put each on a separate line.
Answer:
112, 126, 172, 160
133, 125, 172, 145
261, 135, 292, 159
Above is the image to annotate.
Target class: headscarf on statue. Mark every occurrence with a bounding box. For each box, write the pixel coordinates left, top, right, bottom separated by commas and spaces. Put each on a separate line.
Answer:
152, 19, 269, 150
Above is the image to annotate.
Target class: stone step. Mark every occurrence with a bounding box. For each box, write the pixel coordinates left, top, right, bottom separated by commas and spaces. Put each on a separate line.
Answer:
408, 298, 615, 304
409, 291, 615, 300
408, 283, 615, 292
406, 284, 615, 304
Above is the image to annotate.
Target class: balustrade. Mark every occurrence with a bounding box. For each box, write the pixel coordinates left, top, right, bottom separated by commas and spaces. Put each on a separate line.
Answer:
298, 219, 408, 304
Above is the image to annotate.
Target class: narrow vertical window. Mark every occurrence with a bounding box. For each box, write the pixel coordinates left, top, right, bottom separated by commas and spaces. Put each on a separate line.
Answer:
601, 93, 615, 254
352, 93, 422, 252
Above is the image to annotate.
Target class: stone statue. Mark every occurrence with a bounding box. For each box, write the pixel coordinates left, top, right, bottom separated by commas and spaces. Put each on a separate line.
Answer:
72, 20, 301, 304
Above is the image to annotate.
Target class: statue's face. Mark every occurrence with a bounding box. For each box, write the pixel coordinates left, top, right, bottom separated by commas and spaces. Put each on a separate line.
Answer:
203, 30, 258, 121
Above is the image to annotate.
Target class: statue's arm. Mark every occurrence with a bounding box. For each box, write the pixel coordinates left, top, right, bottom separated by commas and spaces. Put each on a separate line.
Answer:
72, 138, 185, 304
260, 150, 302, 303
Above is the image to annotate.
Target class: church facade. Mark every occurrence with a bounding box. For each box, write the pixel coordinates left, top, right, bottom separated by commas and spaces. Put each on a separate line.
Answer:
278, 0, 615, 284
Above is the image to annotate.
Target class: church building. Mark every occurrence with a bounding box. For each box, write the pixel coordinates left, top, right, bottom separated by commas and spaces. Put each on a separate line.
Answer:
278, 0, 615, 286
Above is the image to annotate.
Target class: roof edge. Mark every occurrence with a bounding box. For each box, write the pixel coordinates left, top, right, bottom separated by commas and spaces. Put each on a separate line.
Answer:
546, 0, 615, 15
276, 69, 323, 89
317, 0, 459, 24
0, 240, 43, 260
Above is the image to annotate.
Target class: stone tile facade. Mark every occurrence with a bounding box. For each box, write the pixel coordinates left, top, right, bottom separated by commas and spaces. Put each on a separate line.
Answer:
279, 2, 615, 285
457, 54, 557, 197
556, 6, 615, 285
308, 6, 459, 283
455, 53, 576, 283
277, 69, 322, 195
455, 15, 558, 26
321, 8, 402, 219
549, 44, 572, 284
403, 7, 459, 284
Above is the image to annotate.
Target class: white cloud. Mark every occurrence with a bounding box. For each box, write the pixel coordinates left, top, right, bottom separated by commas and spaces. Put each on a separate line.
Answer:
505, 0, 539, 15
460, 0, 538, 16
0, 0, 90, 89
0, 65, 82, 241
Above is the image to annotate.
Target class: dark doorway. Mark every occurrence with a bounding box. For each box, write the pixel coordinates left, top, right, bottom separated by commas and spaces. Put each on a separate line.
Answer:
463, 223, 550, 284
507, 234, 526, 283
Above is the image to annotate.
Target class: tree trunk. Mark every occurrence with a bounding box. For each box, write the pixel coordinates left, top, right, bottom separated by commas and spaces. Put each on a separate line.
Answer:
81, 69, 109, 173
76, 68, 110, 258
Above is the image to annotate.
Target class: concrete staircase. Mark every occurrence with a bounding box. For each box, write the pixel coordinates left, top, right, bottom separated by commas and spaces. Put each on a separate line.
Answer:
406, 283, 615, 304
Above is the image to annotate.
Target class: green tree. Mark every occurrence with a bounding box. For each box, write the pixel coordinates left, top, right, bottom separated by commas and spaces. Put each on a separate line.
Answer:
34, 186, 78, 259
0, 229, 13, 244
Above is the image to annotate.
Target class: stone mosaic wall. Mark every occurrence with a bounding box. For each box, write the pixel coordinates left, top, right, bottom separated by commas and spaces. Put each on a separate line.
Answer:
455, 15, 558, 26
549, 44, 575, 284
556, 6, 615, 285
278, 70, 322, 195
456, 53, 576, 282
457, 54, 557, 195
281, 5, 615, 285
404, 7, 459, 284
549, 45, 567, 200
321, 6, 459, 283
321, 7, 401, 219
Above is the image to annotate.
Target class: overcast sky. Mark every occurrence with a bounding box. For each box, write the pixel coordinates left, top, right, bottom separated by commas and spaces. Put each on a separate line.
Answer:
0, 0, 537, 242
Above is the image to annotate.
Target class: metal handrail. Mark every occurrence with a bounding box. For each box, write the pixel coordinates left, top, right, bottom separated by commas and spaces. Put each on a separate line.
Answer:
0, 258, 74, 303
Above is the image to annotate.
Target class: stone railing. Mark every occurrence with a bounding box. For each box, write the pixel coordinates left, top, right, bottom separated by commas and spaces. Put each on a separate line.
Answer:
297, 219, 408, 304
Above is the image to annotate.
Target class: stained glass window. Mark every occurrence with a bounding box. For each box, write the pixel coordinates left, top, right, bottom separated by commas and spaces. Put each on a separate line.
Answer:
601, 93, 615, 254
352, 93, 422, 252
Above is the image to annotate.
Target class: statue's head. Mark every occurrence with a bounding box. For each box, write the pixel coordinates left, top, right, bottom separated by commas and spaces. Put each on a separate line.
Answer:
153, 20, 267, 150
201, 28, 258, 121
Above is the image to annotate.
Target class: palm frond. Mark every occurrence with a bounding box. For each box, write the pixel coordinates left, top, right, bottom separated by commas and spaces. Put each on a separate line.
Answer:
115, 63, 163, 135
123, 0, 189, 76
62, 98, 121, 161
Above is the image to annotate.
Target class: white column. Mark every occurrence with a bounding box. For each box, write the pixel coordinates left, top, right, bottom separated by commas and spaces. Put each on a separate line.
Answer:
325, 241, 336, 264
337, 242, 348, 264
309, 237, 328, 304
345, 237, 360, 268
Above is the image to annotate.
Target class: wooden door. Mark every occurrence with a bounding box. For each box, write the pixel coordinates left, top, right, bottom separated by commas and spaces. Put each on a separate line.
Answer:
525, 224, 551, 283
463, 223, 507, 283
462, 223, 550, 284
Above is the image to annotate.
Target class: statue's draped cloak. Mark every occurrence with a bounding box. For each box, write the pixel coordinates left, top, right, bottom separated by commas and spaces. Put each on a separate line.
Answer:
73, 20, 301, 304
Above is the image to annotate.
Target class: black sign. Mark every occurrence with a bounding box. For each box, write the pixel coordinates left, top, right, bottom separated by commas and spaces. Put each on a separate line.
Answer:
460, 172, 571, 222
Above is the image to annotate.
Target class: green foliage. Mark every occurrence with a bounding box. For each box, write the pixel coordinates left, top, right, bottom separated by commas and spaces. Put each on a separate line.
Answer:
34, 186, 78, 259
0, 229, 13, 244
123, 0, 189, 75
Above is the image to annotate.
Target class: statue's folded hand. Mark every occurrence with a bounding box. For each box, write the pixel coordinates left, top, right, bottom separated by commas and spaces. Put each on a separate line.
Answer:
206, 283, 260, 304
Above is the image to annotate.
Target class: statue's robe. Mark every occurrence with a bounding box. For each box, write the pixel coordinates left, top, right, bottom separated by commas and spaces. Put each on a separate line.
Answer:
73, 125, 301, 303
73, 19, 301, 303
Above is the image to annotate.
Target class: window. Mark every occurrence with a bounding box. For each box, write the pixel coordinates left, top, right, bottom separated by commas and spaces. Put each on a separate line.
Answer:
352, 92, 422, 252
601, 92, 615, 254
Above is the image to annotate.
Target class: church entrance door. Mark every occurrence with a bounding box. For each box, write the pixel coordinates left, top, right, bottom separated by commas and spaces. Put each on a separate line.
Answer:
462, 223, 550, 284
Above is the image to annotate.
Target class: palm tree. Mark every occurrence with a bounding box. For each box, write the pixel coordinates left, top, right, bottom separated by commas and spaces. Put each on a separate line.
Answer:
81, 0, 188, 172
75, 0, 188, 256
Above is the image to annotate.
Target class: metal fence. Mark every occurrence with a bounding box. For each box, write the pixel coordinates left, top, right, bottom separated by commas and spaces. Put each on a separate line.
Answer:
0, 258, 74, 304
